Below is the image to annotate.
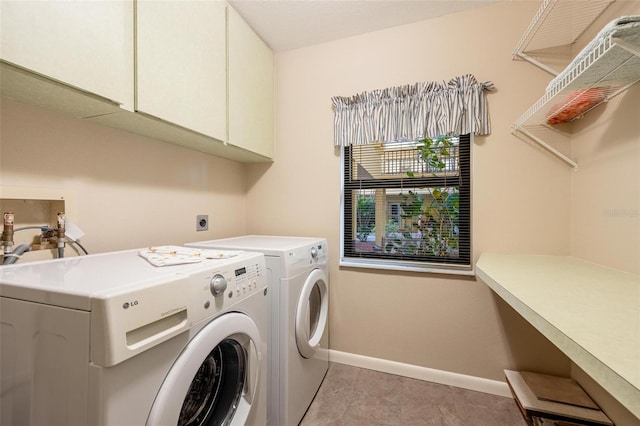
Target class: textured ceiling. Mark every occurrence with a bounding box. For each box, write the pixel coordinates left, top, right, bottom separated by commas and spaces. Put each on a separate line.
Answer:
228, 0, 500, 52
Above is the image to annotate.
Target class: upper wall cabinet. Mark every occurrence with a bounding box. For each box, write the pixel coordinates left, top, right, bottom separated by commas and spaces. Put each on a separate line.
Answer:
0, 1, 273, 163
0, 0, 133, 111
227, 6, 275, 159
136, 0, 227, 142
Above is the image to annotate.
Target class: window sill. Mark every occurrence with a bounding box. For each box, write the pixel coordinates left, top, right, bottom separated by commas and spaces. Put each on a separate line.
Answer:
339, 258, 475, 276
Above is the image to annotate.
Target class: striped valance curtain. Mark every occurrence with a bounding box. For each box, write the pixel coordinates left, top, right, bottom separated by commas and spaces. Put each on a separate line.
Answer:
331, 74, 494, 147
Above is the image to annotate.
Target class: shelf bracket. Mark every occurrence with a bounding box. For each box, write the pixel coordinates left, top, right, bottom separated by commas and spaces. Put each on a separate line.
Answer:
513, 52, 559, 76
512, 127, 579, 171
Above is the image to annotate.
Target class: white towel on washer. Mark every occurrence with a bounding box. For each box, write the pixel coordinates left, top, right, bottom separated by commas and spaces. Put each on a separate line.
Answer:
139, 246, 242, 266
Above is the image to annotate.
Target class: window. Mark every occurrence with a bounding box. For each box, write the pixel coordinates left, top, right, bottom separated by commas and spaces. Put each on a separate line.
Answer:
341, 134, 471, 274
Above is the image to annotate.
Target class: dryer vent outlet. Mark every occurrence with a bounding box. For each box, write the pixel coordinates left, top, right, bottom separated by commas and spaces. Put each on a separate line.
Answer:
196, 215, 208, 231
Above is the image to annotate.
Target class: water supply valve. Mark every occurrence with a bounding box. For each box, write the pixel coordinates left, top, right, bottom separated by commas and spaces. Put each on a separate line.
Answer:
2, 212, 15, 255
56, 212, 66, 257
31, 212, 67, 258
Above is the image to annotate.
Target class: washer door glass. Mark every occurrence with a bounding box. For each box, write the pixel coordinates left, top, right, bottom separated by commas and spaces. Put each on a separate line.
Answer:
295, 268, 328, 359
179, 339, 245, 426
147, 313, 261, 426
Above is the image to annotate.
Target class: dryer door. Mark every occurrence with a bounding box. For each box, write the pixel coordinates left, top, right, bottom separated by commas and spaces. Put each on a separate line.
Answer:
146, 313, 261, 426
295, 268, 329, 359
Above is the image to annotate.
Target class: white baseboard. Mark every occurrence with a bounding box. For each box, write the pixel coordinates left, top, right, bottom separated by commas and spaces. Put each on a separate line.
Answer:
329, 349, 513, 399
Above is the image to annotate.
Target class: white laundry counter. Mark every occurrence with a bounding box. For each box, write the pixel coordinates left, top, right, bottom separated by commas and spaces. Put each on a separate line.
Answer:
475, 253, 640, 419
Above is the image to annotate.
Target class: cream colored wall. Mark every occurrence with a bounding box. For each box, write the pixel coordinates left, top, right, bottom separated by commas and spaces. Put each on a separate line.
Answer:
570, 2, 640, 275
246, 0, 576, 383
570, 89, 640, 274
1, 98, 247, 257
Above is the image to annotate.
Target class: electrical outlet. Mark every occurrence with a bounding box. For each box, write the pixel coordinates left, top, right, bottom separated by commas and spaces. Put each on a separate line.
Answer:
196, 215, 208, 231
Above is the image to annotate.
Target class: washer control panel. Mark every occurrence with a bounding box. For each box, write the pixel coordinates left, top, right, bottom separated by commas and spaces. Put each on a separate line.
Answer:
231, 262, 262, 297
193, 252, 266, 321
89, 251, 265, 367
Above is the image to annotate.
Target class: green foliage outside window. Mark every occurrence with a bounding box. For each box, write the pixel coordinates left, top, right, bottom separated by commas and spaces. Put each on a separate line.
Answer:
390, 135, 460, 257
356, 194, 375, 242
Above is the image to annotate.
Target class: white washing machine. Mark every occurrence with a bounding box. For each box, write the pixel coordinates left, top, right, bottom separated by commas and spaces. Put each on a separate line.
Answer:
186, 236, 329, 426
0, 247, 268, 426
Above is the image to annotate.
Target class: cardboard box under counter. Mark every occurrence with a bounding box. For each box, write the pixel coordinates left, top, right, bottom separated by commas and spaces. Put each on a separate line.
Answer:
505, 370, 613, 426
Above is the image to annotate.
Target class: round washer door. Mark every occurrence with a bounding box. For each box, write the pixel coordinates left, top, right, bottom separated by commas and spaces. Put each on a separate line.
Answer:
146, 313, 261, 426
295, 268, 329, 359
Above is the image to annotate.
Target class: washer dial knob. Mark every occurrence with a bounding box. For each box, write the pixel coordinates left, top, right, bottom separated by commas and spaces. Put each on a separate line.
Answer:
210, 274, 227, 296
311, 247, 318, 259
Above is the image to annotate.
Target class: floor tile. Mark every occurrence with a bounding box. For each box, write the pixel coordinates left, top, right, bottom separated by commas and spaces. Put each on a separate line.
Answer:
300, 363, 527, 426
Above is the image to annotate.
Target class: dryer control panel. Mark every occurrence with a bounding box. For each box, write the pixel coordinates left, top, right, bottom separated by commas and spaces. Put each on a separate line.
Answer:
283, 240, 328, 277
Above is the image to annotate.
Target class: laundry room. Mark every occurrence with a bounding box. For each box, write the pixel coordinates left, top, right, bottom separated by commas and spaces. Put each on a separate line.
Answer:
1, 1, 639, 425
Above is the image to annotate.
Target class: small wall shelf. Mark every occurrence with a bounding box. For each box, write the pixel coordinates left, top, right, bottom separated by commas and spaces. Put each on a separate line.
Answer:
512, 1, 640, 169
513, 0, 614, 75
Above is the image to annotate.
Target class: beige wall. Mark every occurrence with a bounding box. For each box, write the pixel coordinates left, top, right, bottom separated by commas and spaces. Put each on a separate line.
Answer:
569, 1, 640, 274
1, 98, 248, 253
247, 0, 576, 384
570, 88, 640, 274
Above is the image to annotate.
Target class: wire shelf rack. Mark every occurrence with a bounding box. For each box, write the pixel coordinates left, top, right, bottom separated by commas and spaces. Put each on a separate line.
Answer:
512, 1, 640, 170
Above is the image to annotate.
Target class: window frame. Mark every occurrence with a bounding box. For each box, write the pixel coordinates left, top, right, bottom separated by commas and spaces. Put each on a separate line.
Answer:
339, 134, 473, 276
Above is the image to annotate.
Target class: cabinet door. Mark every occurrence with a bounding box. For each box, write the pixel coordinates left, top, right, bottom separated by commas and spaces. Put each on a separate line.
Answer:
228, 5, 274, 159
0, 0, 133, 108
136, 0, 227, 142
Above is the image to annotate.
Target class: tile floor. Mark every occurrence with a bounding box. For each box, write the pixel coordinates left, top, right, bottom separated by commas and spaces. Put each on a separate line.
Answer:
300, 363, 527, 426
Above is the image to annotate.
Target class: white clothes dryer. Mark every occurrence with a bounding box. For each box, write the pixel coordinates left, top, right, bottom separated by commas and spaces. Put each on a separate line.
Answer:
0, 248, 268, 426
186, 236, 329, 426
